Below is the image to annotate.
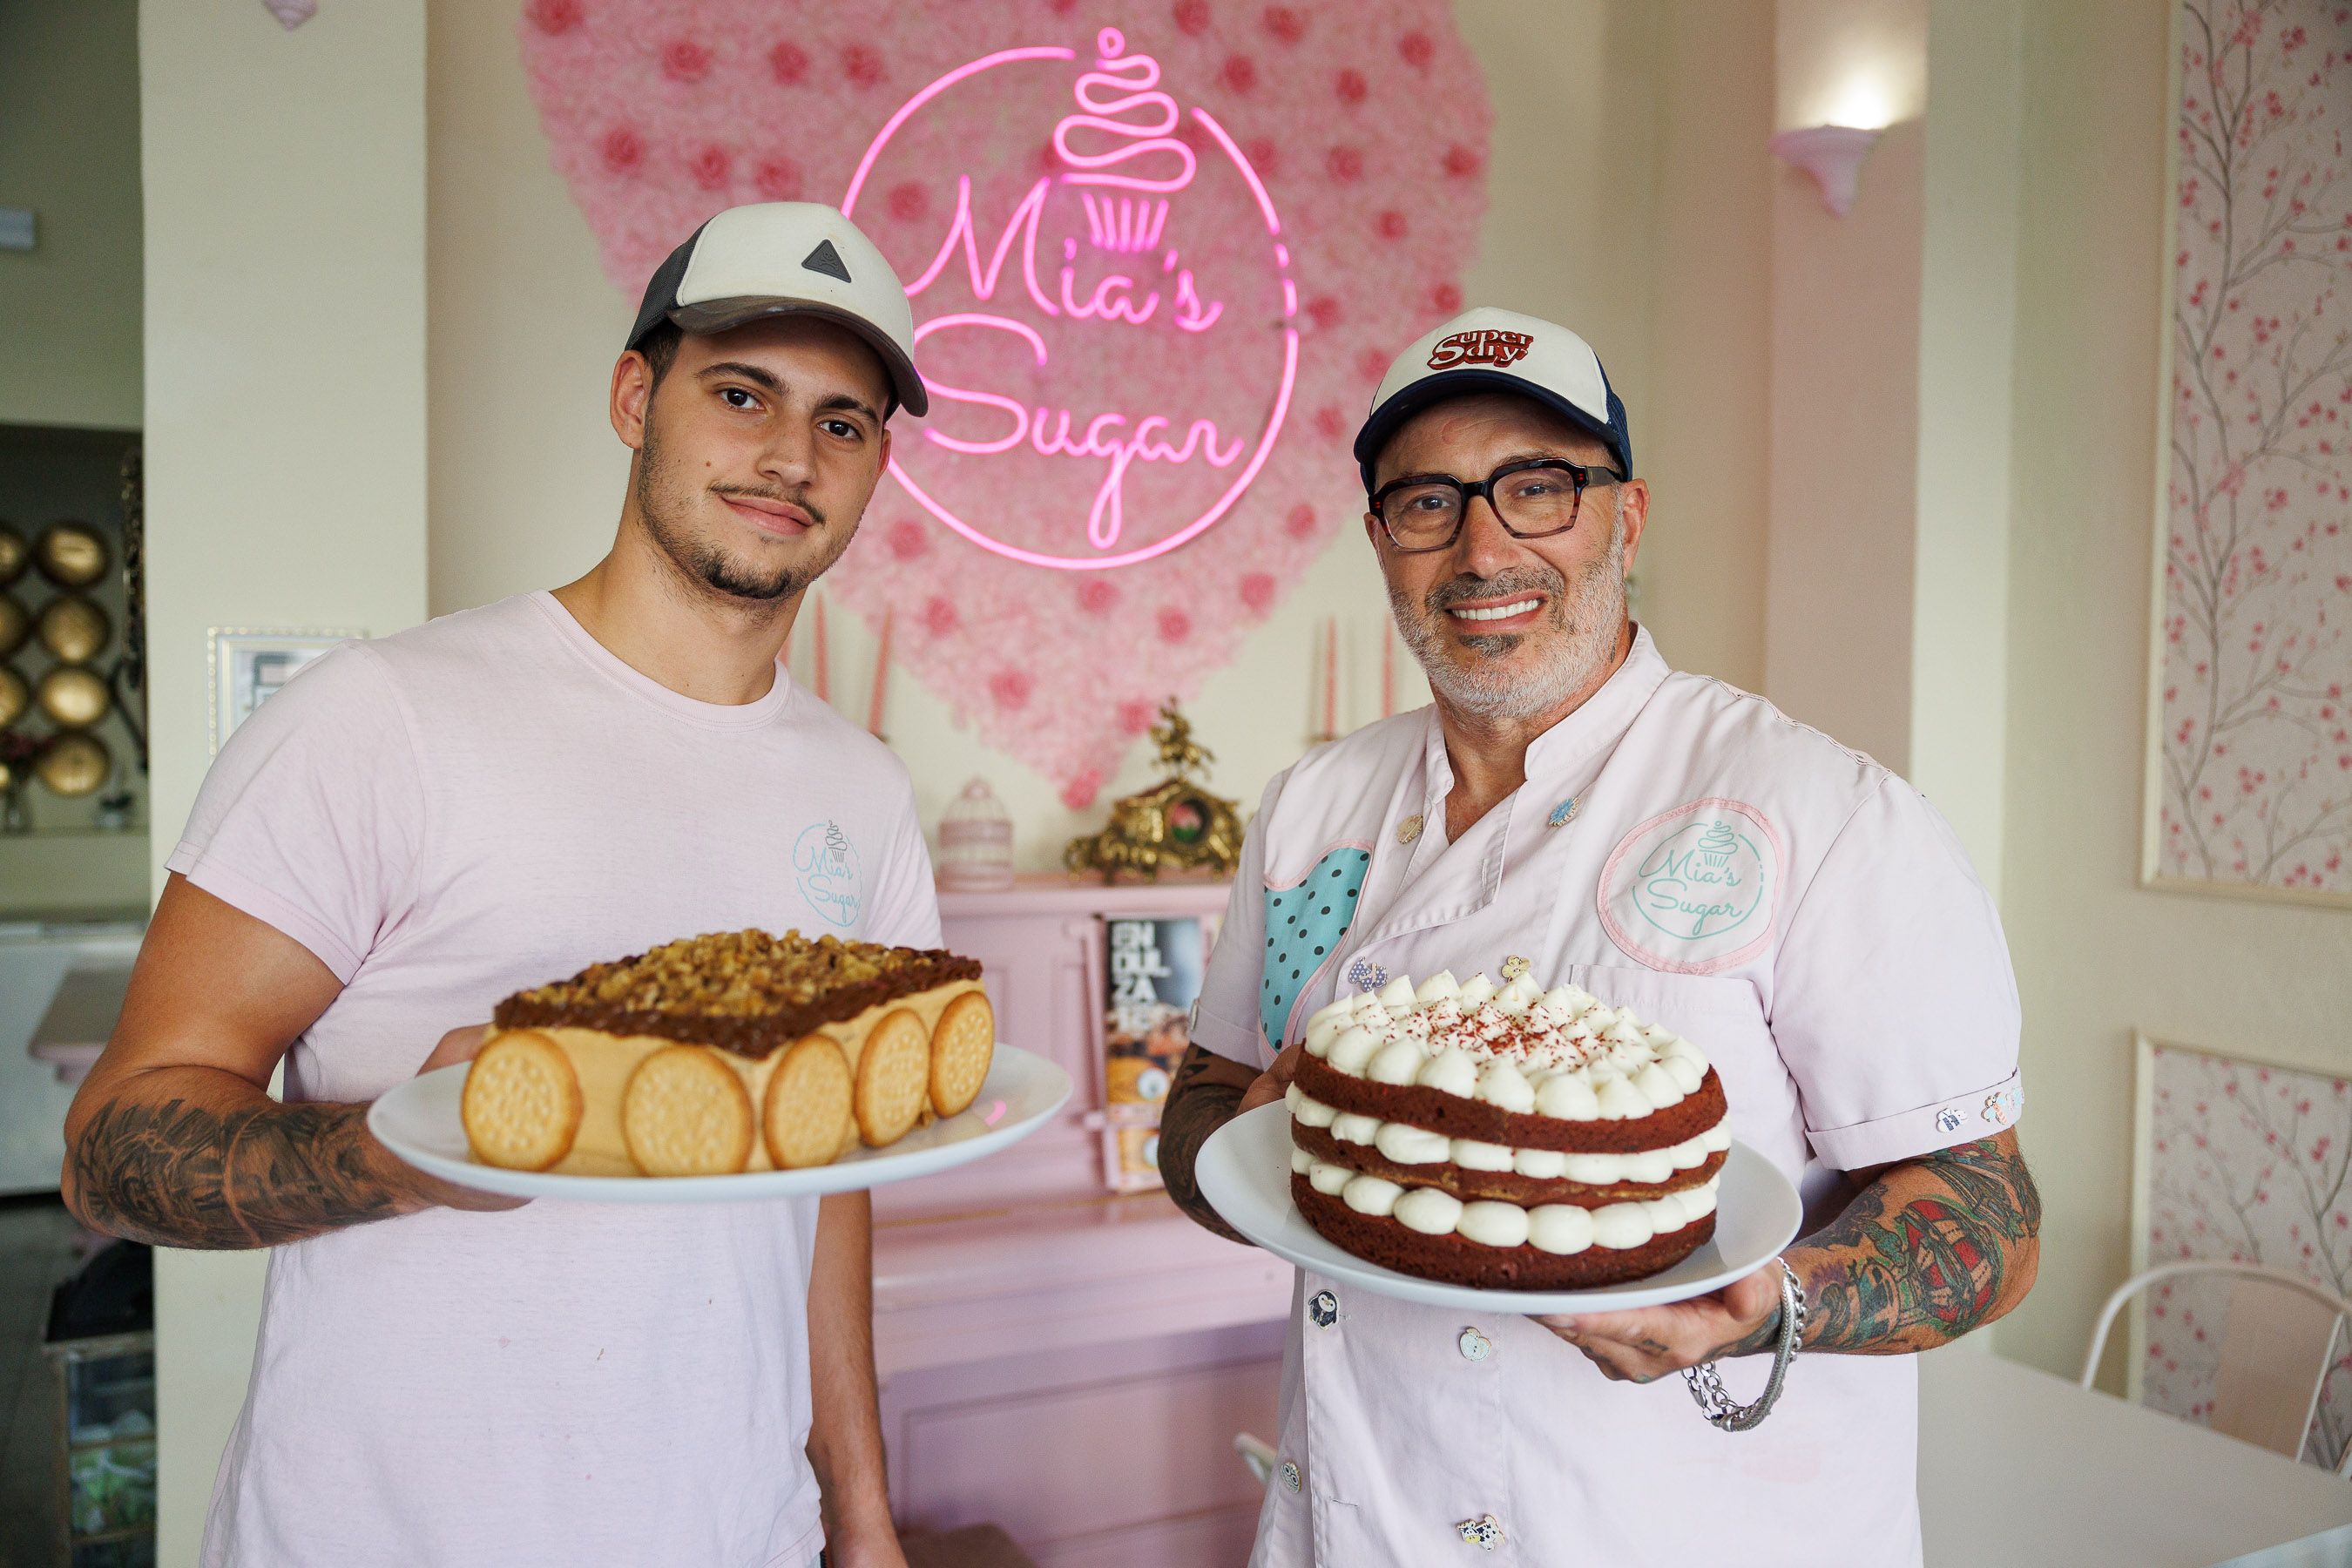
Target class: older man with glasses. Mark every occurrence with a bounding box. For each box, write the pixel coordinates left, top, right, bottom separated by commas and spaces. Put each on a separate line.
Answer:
1159, 307, 2040, 1566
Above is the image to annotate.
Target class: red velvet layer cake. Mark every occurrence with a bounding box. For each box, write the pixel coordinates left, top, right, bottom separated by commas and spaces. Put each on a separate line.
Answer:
1285, 968, 1729, 1289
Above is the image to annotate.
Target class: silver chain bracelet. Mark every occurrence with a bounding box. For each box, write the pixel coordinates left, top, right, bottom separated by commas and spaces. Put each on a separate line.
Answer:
1682, 1256, 1807, 1431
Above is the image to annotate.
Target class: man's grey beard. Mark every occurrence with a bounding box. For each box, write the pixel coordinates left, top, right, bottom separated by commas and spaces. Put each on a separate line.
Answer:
1388, 516, 1627, 721
634, 422, 843, 604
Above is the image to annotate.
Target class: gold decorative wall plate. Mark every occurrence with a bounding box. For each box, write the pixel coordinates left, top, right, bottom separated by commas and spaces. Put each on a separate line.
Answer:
0, 597, 26, 659
37, 595, 110, 665
36, 732, 111, 797
0, 523, 26, 586
0, 666, 26, 728
37, 666, 111, 729
36, 523, 109, 589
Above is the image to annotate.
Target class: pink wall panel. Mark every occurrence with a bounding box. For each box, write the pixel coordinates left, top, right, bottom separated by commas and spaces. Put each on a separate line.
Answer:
1029, 1509, 1265, 1568
873, 880, 1287, 1559
882, 1323, 1282, 1564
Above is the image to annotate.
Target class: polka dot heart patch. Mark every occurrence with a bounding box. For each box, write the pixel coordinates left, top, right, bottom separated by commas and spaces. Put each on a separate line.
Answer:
1260, 845, 1373, 1048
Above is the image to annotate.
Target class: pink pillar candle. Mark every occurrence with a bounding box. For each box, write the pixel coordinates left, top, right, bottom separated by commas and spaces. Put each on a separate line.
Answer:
814, 594, 830, 704
1381, 618, 1395, 719
1322, 618, 1338, 737
868, 607, 893, 737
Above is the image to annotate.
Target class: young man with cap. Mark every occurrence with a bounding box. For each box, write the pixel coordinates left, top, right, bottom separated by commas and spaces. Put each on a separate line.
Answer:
1159, 307, 2041, 1565
63, 203, 930, 1568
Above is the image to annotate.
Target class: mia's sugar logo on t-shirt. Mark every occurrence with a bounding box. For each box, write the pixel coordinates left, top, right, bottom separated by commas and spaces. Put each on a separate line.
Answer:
1598, 799, 1781, 977
793, 821, 862, 929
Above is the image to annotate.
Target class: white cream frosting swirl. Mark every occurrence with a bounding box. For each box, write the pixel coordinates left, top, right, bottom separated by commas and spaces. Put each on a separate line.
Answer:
1291, 1089, 1731, 1183
1299, 1135, 1723, 1254
1299, 968, 1712, 1121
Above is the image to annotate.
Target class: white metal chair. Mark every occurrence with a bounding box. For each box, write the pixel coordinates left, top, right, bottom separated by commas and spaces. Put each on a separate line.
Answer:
2083, 1260, 2352, 1477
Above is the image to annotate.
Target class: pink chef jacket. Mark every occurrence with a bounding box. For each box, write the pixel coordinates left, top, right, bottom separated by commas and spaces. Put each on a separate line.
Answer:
1191, 626, 2022, 1568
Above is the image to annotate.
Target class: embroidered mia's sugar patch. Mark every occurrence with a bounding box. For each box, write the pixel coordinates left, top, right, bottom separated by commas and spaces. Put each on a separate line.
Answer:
1260, 845, 1372, 1048
1598, 798, 1781, 977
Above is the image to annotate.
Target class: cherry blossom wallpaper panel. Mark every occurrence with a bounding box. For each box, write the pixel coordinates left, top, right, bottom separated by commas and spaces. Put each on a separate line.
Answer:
2142, 1037, 2352, 1470
2151, 0, 2352, 902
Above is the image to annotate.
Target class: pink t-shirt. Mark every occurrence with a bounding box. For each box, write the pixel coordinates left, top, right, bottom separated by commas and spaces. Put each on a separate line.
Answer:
168, 592, 941, 1568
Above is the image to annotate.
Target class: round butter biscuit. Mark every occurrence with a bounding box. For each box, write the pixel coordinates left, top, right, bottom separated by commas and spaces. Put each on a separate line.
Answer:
764, 1034, 854, 1170
622, 1045, 754, 1177
462, 1031, 582, 1172
854, 1009, 930, 1147
929, 991, 996, 1119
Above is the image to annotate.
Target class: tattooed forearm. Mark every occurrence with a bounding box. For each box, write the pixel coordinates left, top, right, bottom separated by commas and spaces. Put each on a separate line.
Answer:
1158, 1043, 1259, 1244
1707, 1309, 1787, 1362
66, 1088, 419, 1249
1788, 1131, 2042, 1355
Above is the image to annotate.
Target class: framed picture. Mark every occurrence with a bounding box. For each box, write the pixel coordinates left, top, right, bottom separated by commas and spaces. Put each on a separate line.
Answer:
2140, 0, 2352, 906
2133, 1030, 2352, 1465
208, 629, 358, 754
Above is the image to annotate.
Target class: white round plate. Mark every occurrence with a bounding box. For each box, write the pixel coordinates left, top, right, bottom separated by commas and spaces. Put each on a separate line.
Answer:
368, 1044, 1070, 1203
1196, 1102, 1803, 1313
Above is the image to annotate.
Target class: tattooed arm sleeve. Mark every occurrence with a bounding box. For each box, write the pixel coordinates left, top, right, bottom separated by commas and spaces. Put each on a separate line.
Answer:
1781, 1130, 2043, 1355
59, 875, 444, 1249
1158, 1043, 1264, 1244
64, 1082, 436, 1249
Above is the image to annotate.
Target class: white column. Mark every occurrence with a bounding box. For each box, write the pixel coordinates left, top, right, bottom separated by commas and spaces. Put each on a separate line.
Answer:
139, 2, 427, 1558
1909, 0, 2021, 899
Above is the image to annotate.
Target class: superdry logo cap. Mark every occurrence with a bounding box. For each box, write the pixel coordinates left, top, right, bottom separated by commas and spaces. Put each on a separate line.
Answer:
1353, 306, 1629, 491
626, 201, 929, 416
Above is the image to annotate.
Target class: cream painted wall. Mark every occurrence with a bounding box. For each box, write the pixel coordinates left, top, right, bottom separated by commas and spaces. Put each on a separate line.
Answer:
1992, 0, 2352, 1382
1764, 1, 1926, 776
425, 0, 1775, 869
141, 1, 429, 1557
1775, 0, 1930, 132
0, 0, 142, 430
1641, 0, 1774, 693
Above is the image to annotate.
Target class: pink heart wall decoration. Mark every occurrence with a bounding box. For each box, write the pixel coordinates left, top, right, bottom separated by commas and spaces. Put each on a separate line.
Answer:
520, 1, 1490, 802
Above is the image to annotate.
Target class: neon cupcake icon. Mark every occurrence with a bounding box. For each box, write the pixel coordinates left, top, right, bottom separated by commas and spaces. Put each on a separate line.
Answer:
1699, 820, 1739, 868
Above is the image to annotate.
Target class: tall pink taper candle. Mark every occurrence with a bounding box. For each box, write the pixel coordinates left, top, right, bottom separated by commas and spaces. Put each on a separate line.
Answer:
867, 607, 892, 737
1381, 618, 1395, 718
1323, 618, 1338, 737
814, 594, 829, 704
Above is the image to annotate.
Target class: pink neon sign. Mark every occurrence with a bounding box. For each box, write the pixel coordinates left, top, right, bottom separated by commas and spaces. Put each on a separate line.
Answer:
841, 28, 1298, 571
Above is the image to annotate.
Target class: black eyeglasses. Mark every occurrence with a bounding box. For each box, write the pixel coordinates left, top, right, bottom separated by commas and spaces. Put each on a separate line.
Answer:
1367, 457, 1625, 553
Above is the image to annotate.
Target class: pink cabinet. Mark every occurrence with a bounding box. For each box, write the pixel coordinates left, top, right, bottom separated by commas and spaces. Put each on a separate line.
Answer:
875, 877, 1290, 1565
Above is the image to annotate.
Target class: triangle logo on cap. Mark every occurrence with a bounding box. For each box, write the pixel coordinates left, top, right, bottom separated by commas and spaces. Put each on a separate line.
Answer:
801, 240, 852, 283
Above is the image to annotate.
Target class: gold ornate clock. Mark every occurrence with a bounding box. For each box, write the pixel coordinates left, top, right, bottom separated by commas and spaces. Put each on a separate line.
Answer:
1064, 702, 1244, 883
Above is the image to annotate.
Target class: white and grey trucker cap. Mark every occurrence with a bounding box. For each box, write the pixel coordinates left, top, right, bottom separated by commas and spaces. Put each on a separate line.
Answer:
1354, 307, 1629, 490
626, 201, 928, 416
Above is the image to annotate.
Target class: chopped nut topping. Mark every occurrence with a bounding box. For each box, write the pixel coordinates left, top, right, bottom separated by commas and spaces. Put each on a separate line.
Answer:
516, 929, 943, 1018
